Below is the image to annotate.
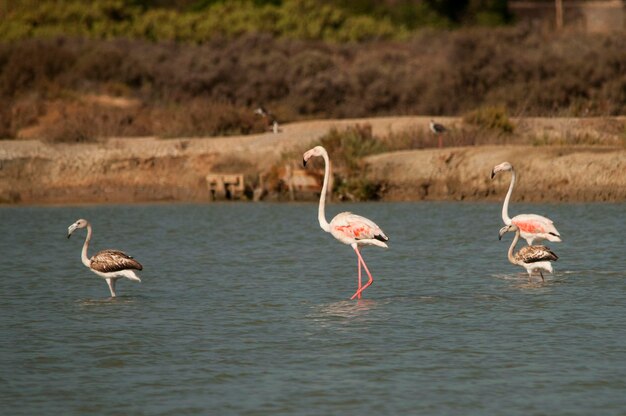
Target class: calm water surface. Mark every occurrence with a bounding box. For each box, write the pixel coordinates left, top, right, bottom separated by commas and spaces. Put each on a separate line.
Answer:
1, 202, 625, 415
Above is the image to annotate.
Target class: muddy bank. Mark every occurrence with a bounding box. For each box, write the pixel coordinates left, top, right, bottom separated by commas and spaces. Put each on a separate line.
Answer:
0, 116, 438, 204
1, 116, 625, 204
0, 134, 293, 204
366, 146, 626, 202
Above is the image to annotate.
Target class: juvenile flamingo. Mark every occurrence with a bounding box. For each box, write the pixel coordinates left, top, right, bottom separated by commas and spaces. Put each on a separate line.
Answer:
491, 161, 561, 245
67, 219, 143, 297
499, 223, 558, 281
303, 146, 388, 300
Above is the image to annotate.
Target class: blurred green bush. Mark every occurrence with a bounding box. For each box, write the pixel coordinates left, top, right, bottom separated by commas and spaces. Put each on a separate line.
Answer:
0, 0, 512, 43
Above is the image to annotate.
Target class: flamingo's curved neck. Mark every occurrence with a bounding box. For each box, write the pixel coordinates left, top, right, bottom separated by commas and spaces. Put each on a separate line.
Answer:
81, 223, 92, 268
508, 228, 521, 266
318, 150, 331, 232
502, 168, 515, 225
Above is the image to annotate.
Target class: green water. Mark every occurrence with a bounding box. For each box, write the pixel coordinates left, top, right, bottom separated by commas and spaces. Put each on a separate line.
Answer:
1, 202, 624, 415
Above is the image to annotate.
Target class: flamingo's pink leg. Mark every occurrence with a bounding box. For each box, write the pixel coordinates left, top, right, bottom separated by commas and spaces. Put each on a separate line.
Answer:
357, 255, 362, 299
350, 246, 374, 300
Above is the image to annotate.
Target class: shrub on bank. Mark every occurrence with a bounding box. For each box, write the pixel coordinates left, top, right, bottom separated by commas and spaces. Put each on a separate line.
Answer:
319, 124, 385, 174
2, 28, 626, 140
463, 106, 514, 134
0, 0, 401, 43
150, 100, 268, 138
16, 97, 268, 142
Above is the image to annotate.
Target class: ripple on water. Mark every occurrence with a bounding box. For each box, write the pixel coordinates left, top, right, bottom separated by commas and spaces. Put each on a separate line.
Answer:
1, 202, 625, 416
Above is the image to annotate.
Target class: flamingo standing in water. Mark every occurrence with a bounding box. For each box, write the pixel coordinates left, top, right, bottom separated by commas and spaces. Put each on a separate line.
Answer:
491, 162, 561, 245
67, 219, 143, 297
303, 146, 389, 300
499, 223, 558, 281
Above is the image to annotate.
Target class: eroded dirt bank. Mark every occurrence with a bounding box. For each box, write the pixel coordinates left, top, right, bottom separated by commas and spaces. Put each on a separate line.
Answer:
1, 117, 625, 204
365, 146, 626, 202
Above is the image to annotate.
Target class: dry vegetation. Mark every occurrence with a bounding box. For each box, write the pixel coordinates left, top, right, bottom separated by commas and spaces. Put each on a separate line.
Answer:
1, 115, 624, 204
1, 27, 626, 141
272, 113, 624, 201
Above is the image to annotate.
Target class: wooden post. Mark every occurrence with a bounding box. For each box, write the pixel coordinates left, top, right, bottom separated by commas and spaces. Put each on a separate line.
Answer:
555, 0, 563, 30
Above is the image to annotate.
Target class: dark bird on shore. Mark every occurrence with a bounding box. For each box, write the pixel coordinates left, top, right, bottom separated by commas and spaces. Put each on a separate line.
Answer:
254, 106, 279, 134
429, 119, 446, 148
429, 119, 446, 134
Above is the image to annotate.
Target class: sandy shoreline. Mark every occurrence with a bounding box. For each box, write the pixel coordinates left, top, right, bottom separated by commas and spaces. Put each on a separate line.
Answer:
1, 116, 624, 205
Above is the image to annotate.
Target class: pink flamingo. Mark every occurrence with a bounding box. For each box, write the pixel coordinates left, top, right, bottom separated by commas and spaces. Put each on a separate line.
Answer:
303, 146, 389, 300
491, 162, 562, 245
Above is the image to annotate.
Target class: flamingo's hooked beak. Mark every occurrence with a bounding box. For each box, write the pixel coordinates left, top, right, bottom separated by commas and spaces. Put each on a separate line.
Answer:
498, 225, 509, 240
490, 169, 496, 179
303, 158, 307, 167
67, 223, 78, 239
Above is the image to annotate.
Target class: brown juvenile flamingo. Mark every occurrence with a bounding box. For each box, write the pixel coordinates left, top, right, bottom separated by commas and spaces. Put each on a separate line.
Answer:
67, 219, 143, 297
303, 146, 388, 300
491, 161, 561, 245
499, 223, 558, 281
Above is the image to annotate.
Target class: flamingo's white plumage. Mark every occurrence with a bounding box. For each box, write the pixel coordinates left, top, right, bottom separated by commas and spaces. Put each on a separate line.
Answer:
499, 224, 558, 281
67, 219, 142, 297
303, 146, 388, 300
491, 162, 561, 245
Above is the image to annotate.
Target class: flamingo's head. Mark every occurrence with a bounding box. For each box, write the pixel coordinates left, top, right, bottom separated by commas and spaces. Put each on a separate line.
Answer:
254, 107, 267, 116
491, 161, 513, 179
498, 223, 518, 240
67, 219, 88, 239
303, 146, 326, 167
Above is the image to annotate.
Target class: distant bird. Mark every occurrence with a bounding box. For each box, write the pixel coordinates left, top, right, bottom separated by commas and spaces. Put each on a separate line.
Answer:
499, 223, 558, 281
429, 119, 446, 134
254, 106, 279, 134
303, 146, 388, 300
254, 106, 270, 119
67, 219, 142, 297
491, 161, 561, 245
429, 119, 446, 148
